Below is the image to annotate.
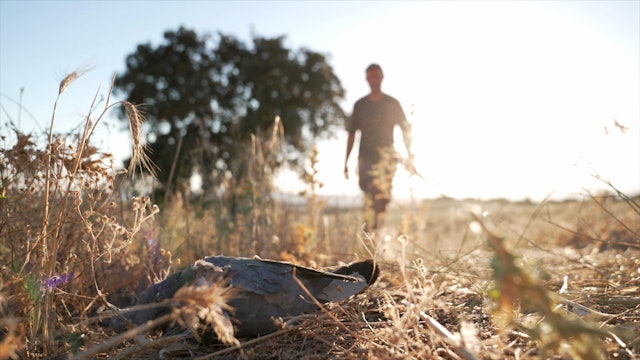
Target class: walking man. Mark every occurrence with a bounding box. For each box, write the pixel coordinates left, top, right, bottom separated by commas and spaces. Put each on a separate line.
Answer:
344, 64, 412, 230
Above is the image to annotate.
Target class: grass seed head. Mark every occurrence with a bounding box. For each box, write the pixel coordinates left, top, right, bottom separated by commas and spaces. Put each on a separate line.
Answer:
172, 280, 240, 347
123, 101, 157, 178
58, 72, 78, 95
57, 67, 92, 95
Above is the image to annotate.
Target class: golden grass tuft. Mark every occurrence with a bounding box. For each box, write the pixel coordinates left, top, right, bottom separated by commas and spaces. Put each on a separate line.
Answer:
172, 278, 240, 347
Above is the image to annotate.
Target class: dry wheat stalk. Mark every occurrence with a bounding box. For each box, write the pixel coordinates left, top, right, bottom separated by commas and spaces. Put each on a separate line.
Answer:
123, 101, 157, 178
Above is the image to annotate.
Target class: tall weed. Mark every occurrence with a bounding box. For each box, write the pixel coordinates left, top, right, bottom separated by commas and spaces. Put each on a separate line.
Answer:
0, 72, 158, 356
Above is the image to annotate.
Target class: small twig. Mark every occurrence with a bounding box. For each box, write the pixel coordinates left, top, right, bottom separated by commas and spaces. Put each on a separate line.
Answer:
587, 191, 638, 237
587, 174, 640, 215
291, 268, 391, 353
193, 326, 297, 359
419, 311, 479, 360
111, 332, 191, 360
291, 268, 358, 337
551, 294, 616, 320
71, 313, 174, 359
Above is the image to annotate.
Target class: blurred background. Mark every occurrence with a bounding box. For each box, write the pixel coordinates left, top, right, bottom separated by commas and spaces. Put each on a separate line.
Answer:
1, 0, 638, 202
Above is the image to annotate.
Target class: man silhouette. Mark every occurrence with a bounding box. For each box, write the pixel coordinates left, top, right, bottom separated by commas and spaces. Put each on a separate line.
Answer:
344, 64, 412, 230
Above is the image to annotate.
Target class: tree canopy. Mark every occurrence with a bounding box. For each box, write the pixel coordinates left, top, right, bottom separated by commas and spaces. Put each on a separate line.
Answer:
114, 26, 346, 193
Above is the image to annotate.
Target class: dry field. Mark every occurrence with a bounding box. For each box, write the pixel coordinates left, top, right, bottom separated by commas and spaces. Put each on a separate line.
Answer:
1, 75, 638, 359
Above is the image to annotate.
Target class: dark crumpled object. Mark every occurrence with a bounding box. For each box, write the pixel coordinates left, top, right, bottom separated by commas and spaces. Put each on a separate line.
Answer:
111, 256, 379, 338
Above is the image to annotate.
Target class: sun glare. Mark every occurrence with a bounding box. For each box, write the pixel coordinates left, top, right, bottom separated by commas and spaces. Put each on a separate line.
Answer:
379, 3, 639, 201
276, 2, 638, 202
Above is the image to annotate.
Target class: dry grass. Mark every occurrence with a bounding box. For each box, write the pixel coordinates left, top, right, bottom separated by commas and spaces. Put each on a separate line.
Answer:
123, 100, 157, 179
0, 76, 638, 359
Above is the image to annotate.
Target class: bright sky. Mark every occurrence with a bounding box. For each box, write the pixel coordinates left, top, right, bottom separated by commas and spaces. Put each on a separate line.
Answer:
1, 1, 638, 202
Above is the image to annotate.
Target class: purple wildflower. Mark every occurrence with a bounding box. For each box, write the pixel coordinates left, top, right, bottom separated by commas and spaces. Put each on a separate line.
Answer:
44, 272, 75, 290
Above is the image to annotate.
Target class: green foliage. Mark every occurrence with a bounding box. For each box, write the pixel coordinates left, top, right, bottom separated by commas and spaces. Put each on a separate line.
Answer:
114, 26, 346, 194
25, 275, 41, 305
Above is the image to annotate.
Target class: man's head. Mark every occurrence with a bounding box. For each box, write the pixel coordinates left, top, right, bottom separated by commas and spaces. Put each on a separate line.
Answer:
366, 63, 383, 93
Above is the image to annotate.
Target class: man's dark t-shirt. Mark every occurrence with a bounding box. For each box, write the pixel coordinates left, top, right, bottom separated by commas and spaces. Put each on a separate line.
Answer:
348, 94, 408, 161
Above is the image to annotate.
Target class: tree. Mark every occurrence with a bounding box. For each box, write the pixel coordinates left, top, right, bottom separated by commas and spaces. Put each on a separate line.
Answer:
114, 26, 346, 194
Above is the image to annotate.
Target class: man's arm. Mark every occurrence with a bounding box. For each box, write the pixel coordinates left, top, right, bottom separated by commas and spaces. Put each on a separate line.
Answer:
392, 97, 412, 157
399, 120, 423, 178
344, 131, 356, 179
400, 121, 412, 157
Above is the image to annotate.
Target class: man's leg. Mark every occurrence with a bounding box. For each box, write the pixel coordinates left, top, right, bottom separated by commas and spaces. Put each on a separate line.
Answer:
359, 157, 378, 230
373, 194, 390, 229
363, 191, 377, 230
370, 156, 397, 230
